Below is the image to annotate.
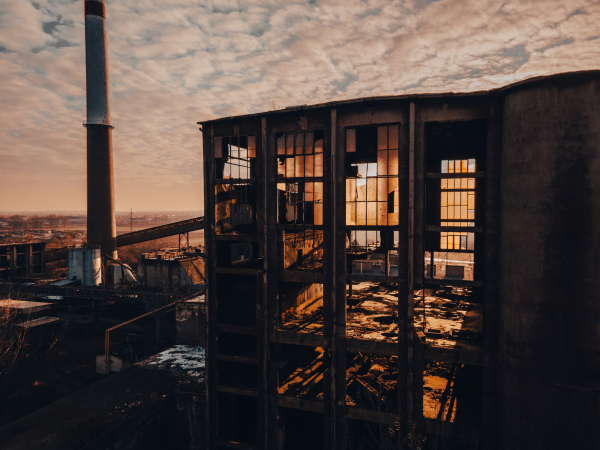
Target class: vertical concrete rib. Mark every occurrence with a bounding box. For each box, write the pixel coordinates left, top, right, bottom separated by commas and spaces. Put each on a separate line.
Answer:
483, 99, 501, 450
331, 108, 347, 450
322, 108, 335, 450
203, 125, 218, 450
85, 0, 117, 258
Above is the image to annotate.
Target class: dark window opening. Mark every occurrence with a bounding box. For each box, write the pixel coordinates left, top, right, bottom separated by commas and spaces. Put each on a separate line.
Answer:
216, 274, 256, 326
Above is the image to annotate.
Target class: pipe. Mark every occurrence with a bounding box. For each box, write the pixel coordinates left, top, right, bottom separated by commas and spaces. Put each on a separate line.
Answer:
104, 302, 177, 375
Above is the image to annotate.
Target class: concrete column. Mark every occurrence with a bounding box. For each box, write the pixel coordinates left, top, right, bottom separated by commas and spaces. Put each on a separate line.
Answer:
499, 73, 600, 450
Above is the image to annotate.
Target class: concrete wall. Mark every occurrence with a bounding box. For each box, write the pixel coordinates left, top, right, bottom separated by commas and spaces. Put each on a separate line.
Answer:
499, 73, 600, 449
280, 283, 323, 314
281, 230, 324, 269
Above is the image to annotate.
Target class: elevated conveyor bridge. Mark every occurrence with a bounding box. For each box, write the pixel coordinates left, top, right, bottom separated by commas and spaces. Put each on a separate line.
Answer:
46, 217, 204, 262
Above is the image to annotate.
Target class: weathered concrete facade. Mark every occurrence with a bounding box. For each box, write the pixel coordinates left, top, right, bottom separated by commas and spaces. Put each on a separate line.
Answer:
137, 249, 205, 293
200, 71, 600, 450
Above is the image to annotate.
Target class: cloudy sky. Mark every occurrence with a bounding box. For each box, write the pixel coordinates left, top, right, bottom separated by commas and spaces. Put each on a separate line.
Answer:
1, 0, 598, 212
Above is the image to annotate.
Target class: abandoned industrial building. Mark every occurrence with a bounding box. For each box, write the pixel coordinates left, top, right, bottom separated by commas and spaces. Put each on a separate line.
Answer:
199, 70, 600, 450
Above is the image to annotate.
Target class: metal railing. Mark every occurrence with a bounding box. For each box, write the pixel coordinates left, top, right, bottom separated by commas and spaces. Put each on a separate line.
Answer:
104, 302, 176, 375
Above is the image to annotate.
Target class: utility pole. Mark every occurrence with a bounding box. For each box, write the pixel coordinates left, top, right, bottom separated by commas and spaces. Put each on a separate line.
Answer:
130, 208, 132, 233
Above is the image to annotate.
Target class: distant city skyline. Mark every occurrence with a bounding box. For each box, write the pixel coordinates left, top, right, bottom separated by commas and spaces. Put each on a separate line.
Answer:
1, 0, 599, 211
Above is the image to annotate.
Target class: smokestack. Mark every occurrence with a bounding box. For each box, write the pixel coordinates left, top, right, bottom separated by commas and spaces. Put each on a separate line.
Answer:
84, 0, 117, 258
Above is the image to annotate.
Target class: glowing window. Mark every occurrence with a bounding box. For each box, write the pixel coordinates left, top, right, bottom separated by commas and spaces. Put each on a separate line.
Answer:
345, 125, 399, 226
440, 160, 476, 250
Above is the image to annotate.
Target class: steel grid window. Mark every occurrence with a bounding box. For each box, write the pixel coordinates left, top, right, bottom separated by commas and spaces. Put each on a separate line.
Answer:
277, 131, 324, 226
440, 159, 476, 250
277, 131, 323, 178
215, 135, 256, 180
345, 125, 399, 227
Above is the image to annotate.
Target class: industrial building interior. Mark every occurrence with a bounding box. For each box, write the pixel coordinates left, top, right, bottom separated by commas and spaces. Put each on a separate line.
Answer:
200, 71, 600, 450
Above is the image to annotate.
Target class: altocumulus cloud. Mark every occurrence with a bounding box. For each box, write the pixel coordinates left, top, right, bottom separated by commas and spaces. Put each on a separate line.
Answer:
0, 0, 599, 211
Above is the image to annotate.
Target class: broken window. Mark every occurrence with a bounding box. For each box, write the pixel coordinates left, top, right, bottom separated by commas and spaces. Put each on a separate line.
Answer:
277, 130, 323, 178
424, 251, 474, 281
424, 120, 486, 283
277, 130, 324, 226
214, 132, 257, 234
277, 182, 323, 226
347, 229, 399, 278
345, 125, 399, 226
216, 240, 260, 267
215, 135, 256, 180
215, 182, 256, 234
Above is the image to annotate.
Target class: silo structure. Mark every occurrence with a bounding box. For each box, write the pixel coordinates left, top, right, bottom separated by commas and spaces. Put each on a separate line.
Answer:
68, 247, 102, 286
84, 0, 117, 258
499, 73, 600, 449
